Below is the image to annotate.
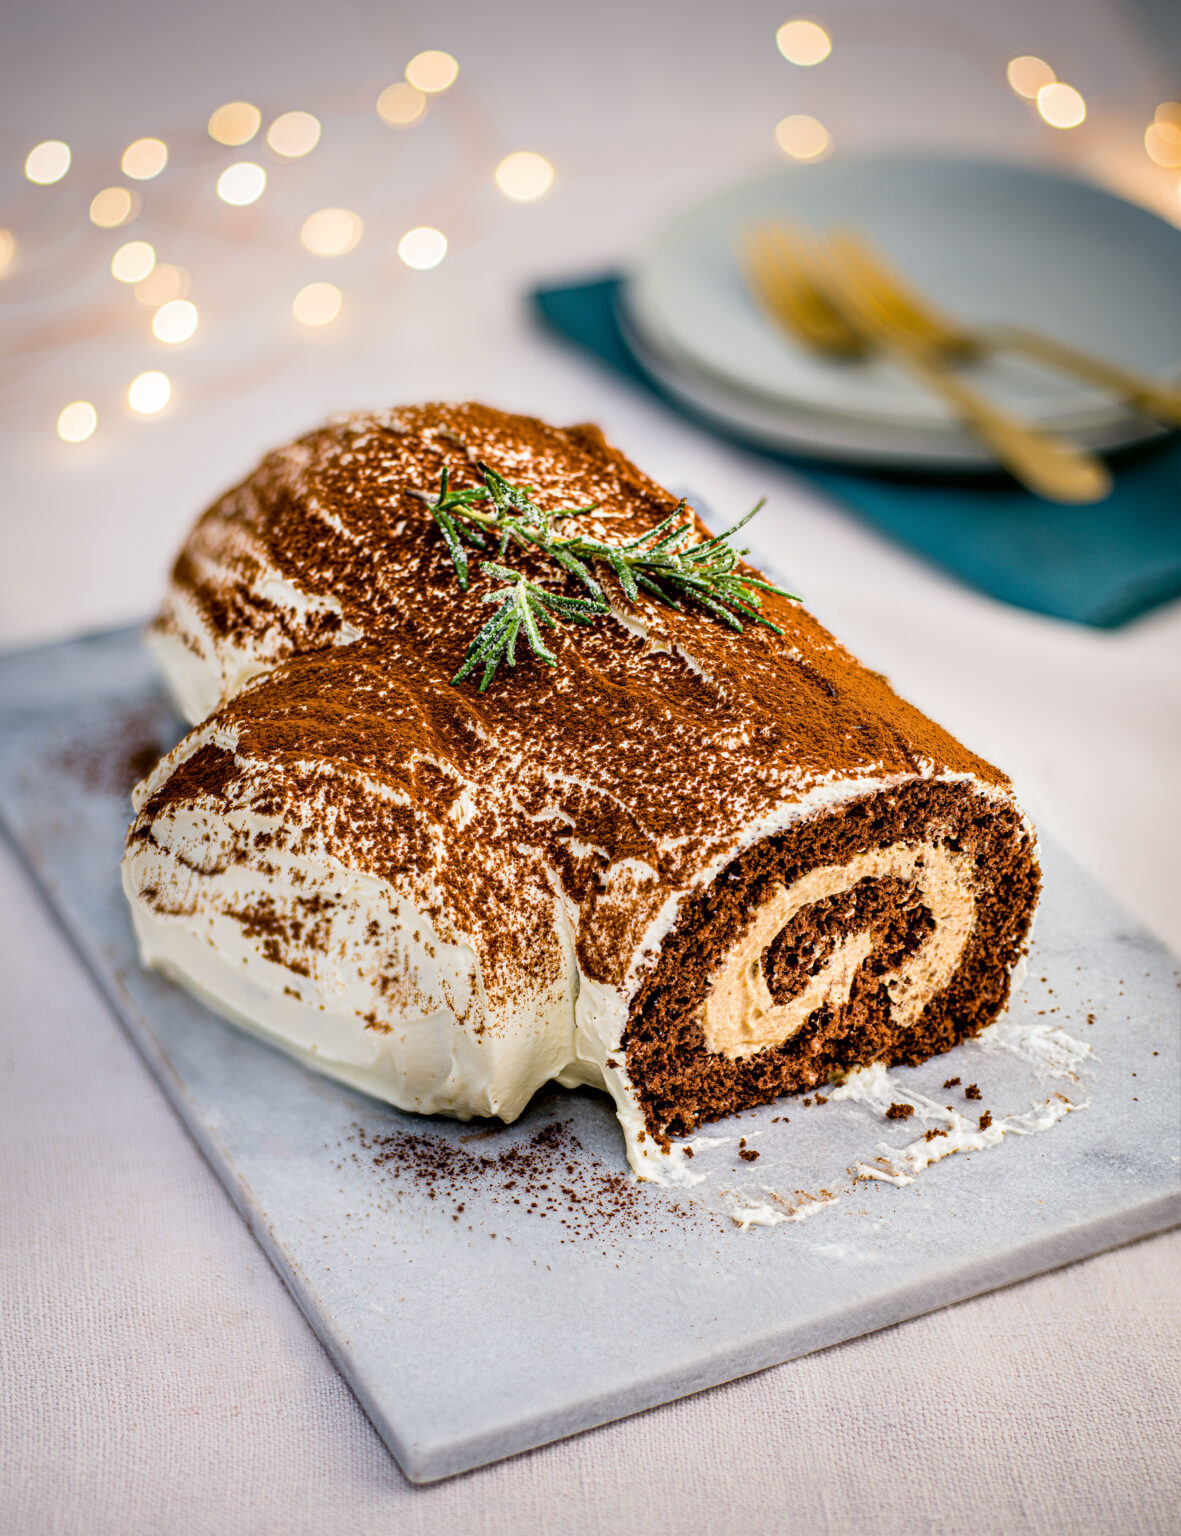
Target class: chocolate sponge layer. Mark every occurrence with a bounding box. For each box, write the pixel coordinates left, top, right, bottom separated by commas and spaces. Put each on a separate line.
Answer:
623, 779, 1039, 1142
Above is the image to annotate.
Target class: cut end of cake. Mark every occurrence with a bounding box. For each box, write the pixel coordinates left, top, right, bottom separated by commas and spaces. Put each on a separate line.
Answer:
621, 778, 1039, 1146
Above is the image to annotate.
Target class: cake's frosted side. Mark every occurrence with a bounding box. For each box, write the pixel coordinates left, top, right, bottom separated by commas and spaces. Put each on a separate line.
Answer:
123, 403, 1040, 1177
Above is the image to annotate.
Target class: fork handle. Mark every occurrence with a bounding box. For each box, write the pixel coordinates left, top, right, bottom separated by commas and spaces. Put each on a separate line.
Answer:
983, 326, 1181, 429
894, 345, 1111, 503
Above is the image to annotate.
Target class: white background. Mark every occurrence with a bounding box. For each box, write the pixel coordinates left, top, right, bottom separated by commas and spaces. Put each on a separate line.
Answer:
1, 1, 1178, 1531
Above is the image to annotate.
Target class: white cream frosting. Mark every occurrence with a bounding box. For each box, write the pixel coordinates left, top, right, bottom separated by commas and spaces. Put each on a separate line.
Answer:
123, 737, 583, 1123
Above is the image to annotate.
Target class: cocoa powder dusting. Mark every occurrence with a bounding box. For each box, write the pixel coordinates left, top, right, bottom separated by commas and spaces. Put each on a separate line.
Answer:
347, 1115, 696, 1243
59, 701, 168, 798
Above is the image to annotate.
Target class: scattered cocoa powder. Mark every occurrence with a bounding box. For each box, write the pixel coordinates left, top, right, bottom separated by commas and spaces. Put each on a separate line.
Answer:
348, 1114, 697, 1244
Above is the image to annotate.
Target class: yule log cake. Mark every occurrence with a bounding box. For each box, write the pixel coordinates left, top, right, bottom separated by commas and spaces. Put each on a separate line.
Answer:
122, 403, 1040, 1178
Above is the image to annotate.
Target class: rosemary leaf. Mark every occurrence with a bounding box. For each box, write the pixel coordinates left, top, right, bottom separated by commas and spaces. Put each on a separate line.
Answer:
427, 454, 798, 689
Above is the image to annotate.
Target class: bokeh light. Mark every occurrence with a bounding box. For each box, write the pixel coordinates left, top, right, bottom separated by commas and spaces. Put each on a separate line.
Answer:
25, 140, 71, 184
217, 162, 267, 205
266, 111, 321, 157
300, 208, 363, 256
494, 151, 555, 201
776, 20, 831, 66
121, 137, 168, 180
128, 371, 171, 415
398, 226, 447, 269
1006, 55, 1055, 99
405, 50, 459, 93
152, 299, 199, 344
775, 113, 831, 160
111, 240, 157, 283
0, 229, 15, 277
1145, 119, 1181, 168
293, 281, 343, 326
57, 401, 97, 443
377, 81, 427, 126
134, 263, 189, 306
89, 186, 137, 228
208, 101, 261, 146
1036, 82, 1086, 129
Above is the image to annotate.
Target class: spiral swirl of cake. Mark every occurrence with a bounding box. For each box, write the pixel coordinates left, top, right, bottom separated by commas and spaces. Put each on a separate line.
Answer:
123, 404, 1040, 1176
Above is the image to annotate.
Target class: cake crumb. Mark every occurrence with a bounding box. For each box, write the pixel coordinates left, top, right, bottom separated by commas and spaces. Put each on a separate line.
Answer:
943, 1076, 961, 1088
738, 1148, 760, 1162
886, 1102, 915, 1120
924, 1127, 947, 1142
814, 1094, 828, 1105
978, 1111, 993, 1130
964, 1083, 982, 1100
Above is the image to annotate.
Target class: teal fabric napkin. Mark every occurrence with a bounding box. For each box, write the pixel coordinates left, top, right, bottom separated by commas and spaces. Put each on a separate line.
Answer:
532, 276, 1181, 627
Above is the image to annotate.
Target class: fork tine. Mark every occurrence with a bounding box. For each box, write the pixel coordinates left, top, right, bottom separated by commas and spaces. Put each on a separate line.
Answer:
805, 228, 907, 337
741, 226, 826, 346
740, 223, 864, 356
826, 229, 960, 347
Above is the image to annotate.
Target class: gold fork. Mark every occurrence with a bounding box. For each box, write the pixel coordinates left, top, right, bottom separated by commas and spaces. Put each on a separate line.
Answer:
740, 224, 1112, 503
825, 229, 1181, 429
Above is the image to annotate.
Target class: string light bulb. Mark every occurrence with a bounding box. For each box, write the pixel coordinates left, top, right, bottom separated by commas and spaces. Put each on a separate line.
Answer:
121, 137, 168, 180
775, 113, 831, 160
128, 371, 171, 415
494, 151, 555, 201
293, 281, 342, 326
0, 229, 18, 277
405, 50, 458, 93
775, 20, 831, 66
25, 140, 71, 184
89, 186, 137, 228
57, 402, 97, 443
217, 162, 267, 205
398, 226, 447, 269
111, 240, 156, 283
208, 101, 261, 146
377, 82, 426, 126
152, 299, 199, 344
1006, 55, 1055, 99
266, 111, 321, 158
300, 208, 363, 256
1036, 82, 1086, 129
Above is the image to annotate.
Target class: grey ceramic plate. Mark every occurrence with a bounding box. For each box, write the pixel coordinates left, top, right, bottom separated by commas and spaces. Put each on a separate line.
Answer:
0, 626, 1177, 1482
625, 156, 1181, 461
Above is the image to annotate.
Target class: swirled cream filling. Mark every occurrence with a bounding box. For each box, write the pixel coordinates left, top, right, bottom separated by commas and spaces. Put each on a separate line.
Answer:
699, 842, 976, 1059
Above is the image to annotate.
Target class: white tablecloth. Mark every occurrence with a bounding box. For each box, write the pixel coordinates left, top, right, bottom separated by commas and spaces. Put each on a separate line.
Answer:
2, 0, 1178, 1529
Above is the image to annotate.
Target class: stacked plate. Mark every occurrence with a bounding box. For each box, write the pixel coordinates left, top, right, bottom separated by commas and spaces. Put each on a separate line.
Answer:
622, 156, 1181, 468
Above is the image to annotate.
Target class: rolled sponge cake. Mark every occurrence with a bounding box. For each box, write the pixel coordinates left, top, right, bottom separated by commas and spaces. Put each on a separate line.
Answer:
123, 403, 1040, 1177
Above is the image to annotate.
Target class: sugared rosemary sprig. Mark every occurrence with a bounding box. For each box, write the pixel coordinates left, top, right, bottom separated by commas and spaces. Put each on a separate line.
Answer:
411, 459, 797, 692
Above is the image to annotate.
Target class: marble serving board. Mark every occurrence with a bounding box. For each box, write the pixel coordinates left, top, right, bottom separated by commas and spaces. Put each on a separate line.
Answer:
1, 626, 1178, 1483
